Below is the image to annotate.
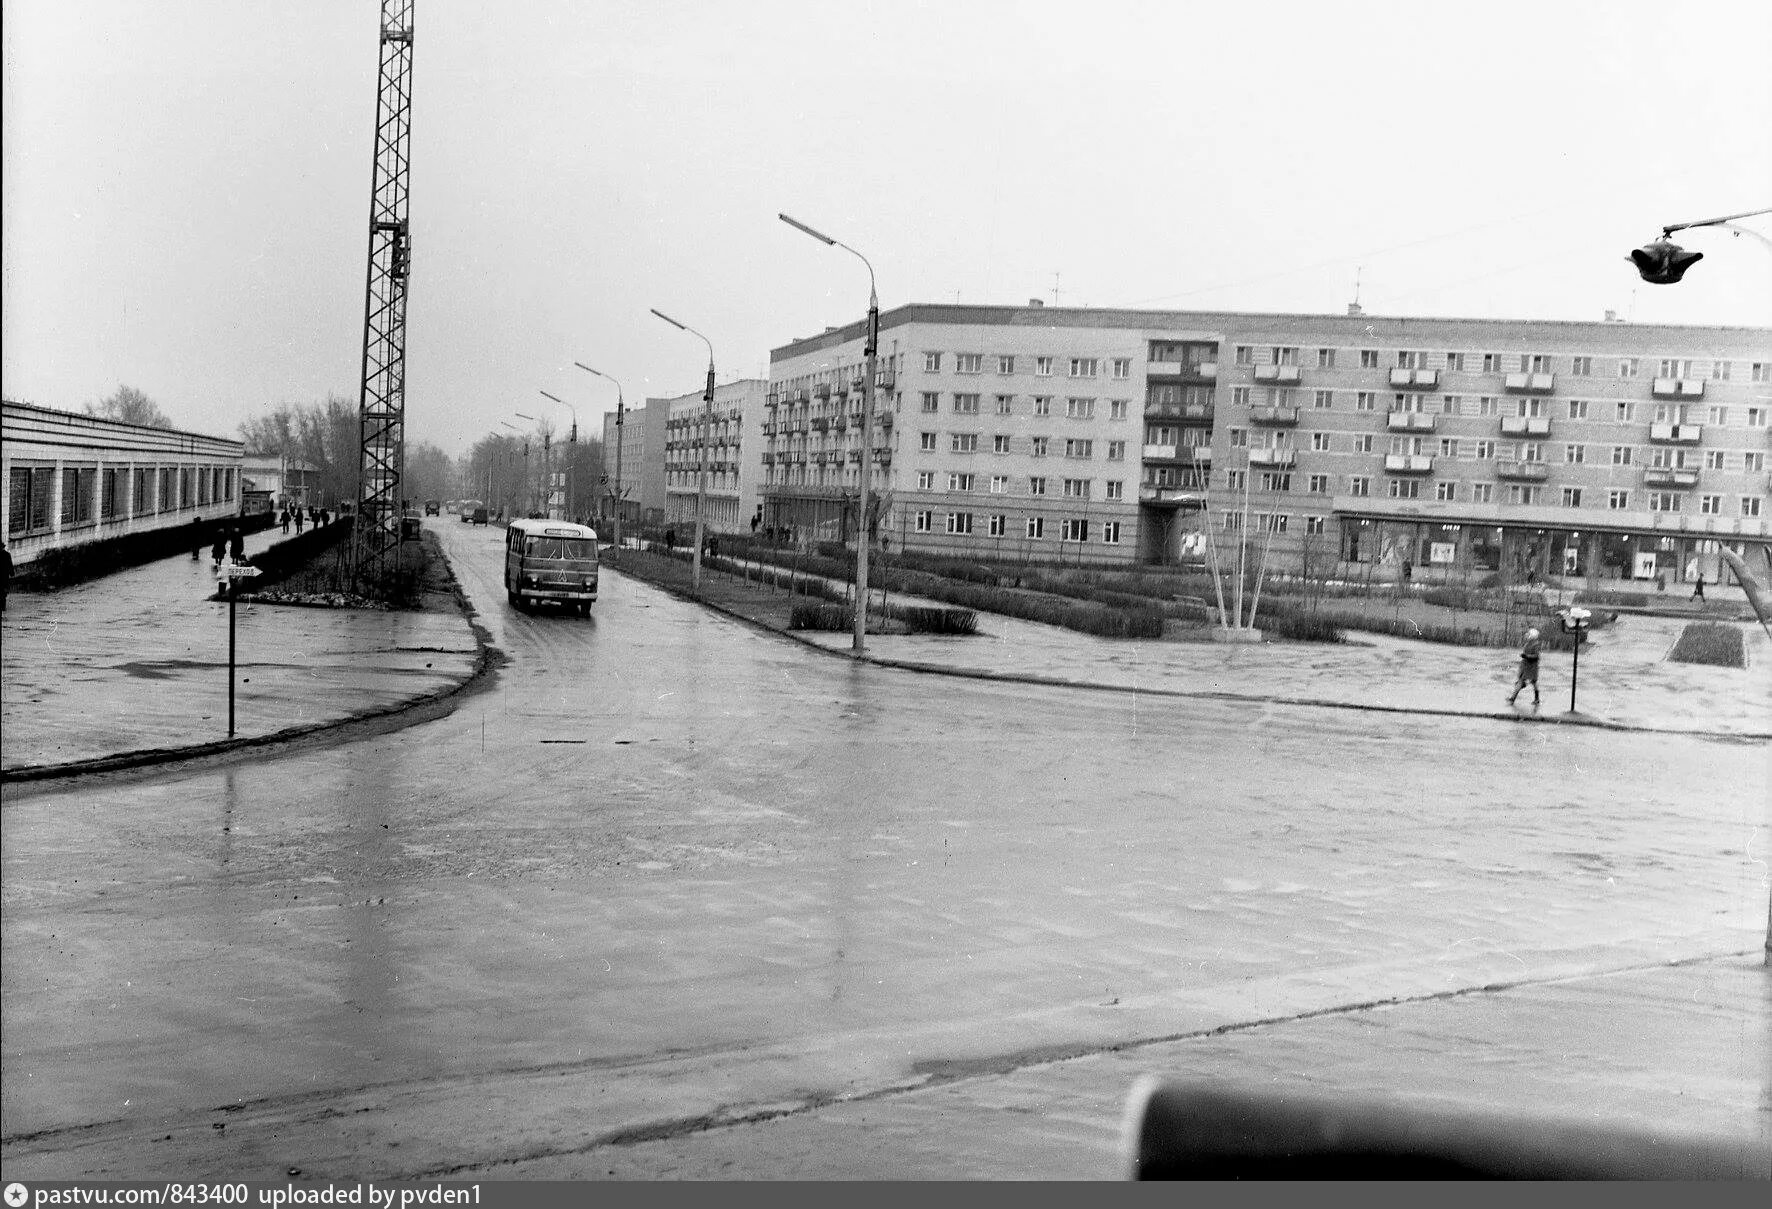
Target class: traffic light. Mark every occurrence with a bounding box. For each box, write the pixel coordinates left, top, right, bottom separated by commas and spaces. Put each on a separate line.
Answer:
1628, 238, 1703, 284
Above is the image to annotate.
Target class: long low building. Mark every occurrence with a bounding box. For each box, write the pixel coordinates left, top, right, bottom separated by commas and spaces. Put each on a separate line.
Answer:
4, 399, 244, 569
762, 304, 1772, 583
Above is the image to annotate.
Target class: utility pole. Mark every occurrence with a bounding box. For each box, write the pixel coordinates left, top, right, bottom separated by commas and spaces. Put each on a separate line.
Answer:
352, 0, 416, 598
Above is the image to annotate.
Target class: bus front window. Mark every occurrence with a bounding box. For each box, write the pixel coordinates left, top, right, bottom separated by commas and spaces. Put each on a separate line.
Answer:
525, 537, 596, 562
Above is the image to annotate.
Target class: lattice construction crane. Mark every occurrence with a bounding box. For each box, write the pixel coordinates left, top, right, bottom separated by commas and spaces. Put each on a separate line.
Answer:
353, 0, 416, 596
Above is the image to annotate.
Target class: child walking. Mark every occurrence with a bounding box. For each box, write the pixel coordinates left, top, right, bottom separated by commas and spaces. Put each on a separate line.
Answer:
1507, 628, 1542, 707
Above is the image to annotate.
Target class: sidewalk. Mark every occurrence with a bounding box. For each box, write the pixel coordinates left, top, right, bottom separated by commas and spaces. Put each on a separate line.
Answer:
1, 525, 480, 777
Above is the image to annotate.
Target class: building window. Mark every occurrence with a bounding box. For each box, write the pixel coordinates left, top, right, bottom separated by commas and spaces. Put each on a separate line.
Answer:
1438, 394, 1459, 415
1482, 353, 1504, 373
1360, 350, 1380, 369
1705, 449, 1726, 470
1608, 491, 1630, 510
955, 353, 984, 374
994, 395, 1014, 415
920, 431, 937, 451
1436, 481, 1457, 502
1035, 356, 1054, 377
1064, 438, 1093, 458
60, 466, 97, 526
1471, 483, 1493, 503
1562, 487, 1583, 508
1100, 520, 1121, 544
1437, 438, 1458, 458
1699, 494, 1722, 515
1706, 405, 1728, 426
1565, 444, 1585, 464
949, 472, 976, 492
1235, 346, 1254, 366
1228, 428, 1247, 448
1065, 397, 1095, 419
1471, 440, 1494, 459
1647, 492, 1682, 513
1445, 352, 1466, 372
1314, 390, 1334, 409
1105, 480, 1124, 500
989, 474, 1009, 494
1356, 391, 1376, 411
953, 393, 980, 414
921, 392, 939, 414
1225, 469, 1247, 491
1109, 399, 1128, 421
1567, 399, 1589, 420
946, 511, 973, 535
1751, 362, 1769, 383
1658, 359, 1692, 378
1026, 516, 1045, 539
952, 433, 979, 453
915, 510, 933, 532
1031, 436, 1049, 457
1618, 358, 1638, 379
1062, 478, 1090, 499
1353, 434, 1375, 454
1611, 446, 1633, 466
1305, 515, 1327, 535
1308, 473, 1329, 493
1507, 485, 1539, 506
8, 466, 55, 535
1748, 407, 1766, 428
1061, 518, 1090, 541
1311, 432, 1331, 452
100, 468, 124, 519
1396, 350, 1424, 369
1317, 348, 1337, 369
1033, 396, 1052, 416
1259, 472, 1291, 492
1348, 475, 1370, 497
1744, 452, 1765, 472
1028, 476, 1047, 496
1231, 386, 1251, 408
1272, 347, 1299, 366
998, 355, 1016, 375
1571, 356, 1592, 376
1107, 440, 1125, 461
1388, 479, 1421, 499
988, 514, 1007, 536
1524, 354, 1552, 374
133, 468, 153, 514
1111, 358, 1131, 379
1743, 498, 1763, 519
993, 434, 1012, 454
916, 471, 935, 490
1221, 510, 1244, 532
923, 352, 942, 372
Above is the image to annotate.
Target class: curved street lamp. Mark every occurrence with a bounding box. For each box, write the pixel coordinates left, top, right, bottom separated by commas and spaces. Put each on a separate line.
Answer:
577, 362, 627, 550
779, 212, 881, 654
539, 389, 578, 520
1629, 205, 1772, 283
651, 308, 716, 589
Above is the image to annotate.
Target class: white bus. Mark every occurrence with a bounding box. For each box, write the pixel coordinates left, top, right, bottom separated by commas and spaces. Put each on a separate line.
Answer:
505, 518, 599, 614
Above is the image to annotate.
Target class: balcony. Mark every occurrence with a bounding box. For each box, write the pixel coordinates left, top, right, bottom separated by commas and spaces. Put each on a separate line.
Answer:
1643, 467, 1700, 488
1144, 401, 1213, 421
877, 371, 897, 391
1247, 448, 1297, 468
1495, 460, 1550, 481
1388, 368, 1440, 390
1649, 422, 1703, 444
1382, 454, 1435, 474
1503, 372, 1556, 394
1386, 411, 1437, 432
1146, 359, 1217, 380
813, 384, 831, 400
1253, 364, 1303, 385
1251, 405, 1301, 426
1499, 415, 1551, 437
1143, 443, 1178, 460
1139, 483, 1205, 506
811, 417, 830, 432
1651, 377, 1706, 400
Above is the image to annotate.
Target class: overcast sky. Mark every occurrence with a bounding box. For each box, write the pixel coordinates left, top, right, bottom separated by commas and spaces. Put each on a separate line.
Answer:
5, 0, 1770, 457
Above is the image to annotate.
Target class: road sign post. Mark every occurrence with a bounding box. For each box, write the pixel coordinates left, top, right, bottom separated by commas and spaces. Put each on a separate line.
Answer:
1557, 606, 1591, 715
216, 562, 262, 737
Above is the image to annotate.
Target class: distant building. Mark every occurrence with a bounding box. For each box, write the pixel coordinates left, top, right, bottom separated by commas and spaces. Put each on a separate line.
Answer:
762, 304, 1772, 582
240, 454, 320, 511
603, 397, 668, 525
3, 399, 245, 569
660, 379, 767, 534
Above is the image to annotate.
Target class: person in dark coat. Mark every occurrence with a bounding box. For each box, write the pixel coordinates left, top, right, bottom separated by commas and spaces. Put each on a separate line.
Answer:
228, 529, 245, 563
1506, 628, 1542, 708
211, 535, 227, 566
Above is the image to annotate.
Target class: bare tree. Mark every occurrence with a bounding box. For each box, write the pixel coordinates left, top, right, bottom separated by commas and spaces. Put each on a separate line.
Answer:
87, 385, 172, 429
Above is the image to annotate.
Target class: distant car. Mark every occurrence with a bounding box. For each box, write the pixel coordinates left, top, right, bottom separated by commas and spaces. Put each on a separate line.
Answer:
458, 499, 484, 523
471, 507, 489, 526
423, 499, 441, 516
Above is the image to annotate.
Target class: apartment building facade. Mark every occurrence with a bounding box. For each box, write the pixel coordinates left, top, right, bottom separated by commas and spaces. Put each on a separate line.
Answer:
602, 396, 668, 525
660, 379, 767, 533
763, 305, 1772, 583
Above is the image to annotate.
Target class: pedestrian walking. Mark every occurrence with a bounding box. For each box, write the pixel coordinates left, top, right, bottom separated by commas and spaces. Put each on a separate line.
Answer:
211, 535, 227, 566
293, 509, 304, 534
1, 543, 11, 612
228, 529, 245, 563
1692, 574, 1705, 601
280, 507, 290, 534
1506, 627, 1542, 708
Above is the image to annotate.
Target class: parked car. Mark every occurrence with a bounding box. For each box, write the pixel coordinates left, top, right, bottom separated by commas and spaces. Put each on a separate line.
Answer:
423, 499, 441, 516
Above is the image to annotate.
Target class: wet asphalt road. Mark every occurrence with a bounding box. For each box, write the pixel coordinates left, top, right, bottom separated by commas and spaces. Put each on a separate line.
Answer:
1, 520, 1765, 1178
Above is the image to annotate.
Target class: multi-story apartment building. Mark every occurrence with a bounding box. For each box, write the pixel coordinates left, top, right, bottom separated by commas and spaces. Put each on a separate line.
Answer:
602, 396, 668, 526
660, 379, 767, 533
764, 305, 1772, 583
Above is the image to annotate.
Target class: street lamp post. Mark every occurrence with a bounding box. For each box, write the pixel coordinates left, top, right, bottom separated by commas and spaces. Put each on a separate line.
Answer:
650, 309, 715, 590
515, 411, 552, 518
498, 420, 523, 517
539, 390, 578, 521
1629, 205, 1772, 283
576, 362, 626, 550
779, 212, 879, 654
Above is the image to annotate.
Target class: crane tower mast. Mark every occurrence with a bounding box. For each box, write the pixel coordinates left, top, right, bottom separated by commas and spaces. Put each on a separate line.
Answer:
353, 0, 416, 596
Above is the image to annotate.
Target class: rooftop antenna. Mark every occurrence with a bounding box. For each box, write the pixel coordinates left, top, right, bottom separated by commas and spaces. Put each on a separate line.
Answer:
1347, 266, 1364, 317
1052, 271, 1063, 307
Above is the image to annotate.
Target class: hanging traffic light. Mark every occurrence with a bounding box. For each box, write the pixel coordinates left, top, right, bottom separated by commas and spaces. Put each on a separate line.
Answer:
1628, 238, 1703, 284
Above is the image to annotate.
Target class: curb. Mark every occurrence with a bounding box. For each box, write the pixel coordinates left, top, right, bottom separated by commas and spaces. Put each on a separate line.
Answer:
612, 562, 1772, 742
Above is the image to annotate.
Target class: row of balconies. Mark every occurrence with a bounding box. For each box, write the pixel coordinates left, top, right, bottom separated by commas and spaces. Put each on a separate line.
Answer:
1145, 359, 1218, 380
1143, 401, 1213, 421
1141, 445, 1214, 463
764, 450, 893, 467
1651, 377, 1706, 400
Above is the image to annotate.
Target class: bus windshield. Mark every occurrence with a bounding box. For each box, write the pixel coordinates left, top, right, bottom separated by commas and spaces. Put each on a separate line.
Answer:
523, 537, 596, 562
